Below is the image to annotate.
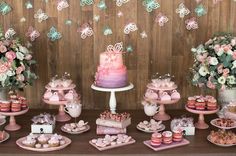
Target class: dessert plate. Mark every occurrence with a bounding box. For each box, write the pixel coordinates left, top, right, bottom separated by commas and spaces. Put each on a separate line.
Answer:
207, 135, 235, 147
210, 118, 236, 130
143, 139, 190, 151
61, 125, 90, 134
16, 136, 71, 152
136, 124, 165, 133
0, 132, 10, 143
89, 139, 136, 151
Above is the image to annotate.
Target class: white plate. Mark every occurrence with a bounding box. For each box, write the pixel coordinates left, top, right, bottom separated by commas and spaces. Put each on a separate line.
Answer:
207, 135, 236, 147
0, 132, 10, 143
61, 125, 90, 134
136, 124, 165, 133
210, 118, 236, 130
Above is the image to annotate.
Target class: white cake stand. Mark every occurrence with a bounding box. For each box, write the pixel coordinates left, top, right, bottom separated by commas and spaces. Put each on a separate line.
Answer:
91, 83, 134, 114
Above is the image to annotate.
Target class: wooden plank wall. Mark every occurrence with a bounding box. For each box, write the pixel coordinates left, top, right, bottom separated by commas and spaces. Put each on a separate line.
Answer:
0, 0, 235, 109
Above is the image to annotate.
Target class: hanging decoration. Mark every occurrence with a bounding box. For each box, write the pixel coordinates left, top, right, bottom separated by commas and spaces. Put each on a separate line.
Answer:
0, 1, 12, 15
34, 9, 48, 23
124, 22, 138, 34
195, 0, 202, 3
155, 13, 169, 26
140, 31, 147, 38
47, 26, 62, 41
142, 0, 160, 12
25, 1, 33, 9
57, 0, 69, 11
103, 26, 113, 36
97, 0, 107, 10
25, 26, 40, 42
77, 23, 94, 39
176, 3, 190, 18
126, 45, 133, 53
185, 17, 198, 30
80, 0, 94, 6
20, 17, 26, 22
195, 4, 207, 17
93, 15, 100, 22
65, 19, 72, 25
114, 0, 130, 7
117, 11, 123, 17
5, 28, 16, 39
213, 0, 223, 4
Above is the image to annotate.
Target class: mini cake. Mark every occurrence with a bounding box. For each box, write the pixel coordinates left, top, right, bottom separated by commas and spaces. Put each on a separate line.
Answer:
187, 97, 196, 109
48, 137, 60, 147
150, 132, 162, 147
0, 101, 11, 112
37, 134, 49, 144
227, 102, 236, 113
22, 136, 36, 147
162, 131, 173, 144
172, 130, 183, 142
11, 100, 21, 112
95, 42, 128, 88
195, 98, 206, 110
207, 98, 217, 110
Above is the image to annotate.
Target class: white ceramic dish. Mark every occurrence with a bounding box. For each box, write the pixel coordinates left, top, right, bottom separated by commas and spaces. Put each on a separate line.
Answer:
136, 124, 165, 133
61, 125, 90, 134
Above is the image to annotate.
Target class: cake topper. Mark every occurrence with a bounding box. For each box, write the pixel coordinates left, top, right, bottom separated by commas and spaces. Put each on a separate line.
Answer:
25, 1, 33, 9
155, 13, 169, 26
117, 11, 123, 17
20, 17, 26, 23
97, 0, 107, 10
142, 0, 160, 12
124, 22, 138, 34
5, 28, 16, 39
176, 3, 190, 18
25, 26, 40, 42
93, 15, 100, 22
103, 26, 113, 36
77, 23, 94, 39
140, 31, 147, 38
34, 9, 48, 23
115, 0, 130, 7
57, 0, 69, 11
80, 0, 94, 6
106, 42, 123, 53
185, 17, 198, 30
195, 4, 207, 17
0, 1, 12, 15
47, 26, 62, 41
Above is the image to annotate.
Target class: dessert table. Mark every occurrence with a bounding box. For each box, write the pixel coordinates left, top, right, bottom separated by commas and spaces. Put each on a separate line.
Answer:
0, 109, 235, 156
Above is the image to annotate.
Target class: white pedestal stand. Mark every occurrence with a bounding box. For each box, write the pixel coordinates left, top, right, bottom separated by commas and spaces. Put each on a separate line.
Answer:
91, 83, 134, 114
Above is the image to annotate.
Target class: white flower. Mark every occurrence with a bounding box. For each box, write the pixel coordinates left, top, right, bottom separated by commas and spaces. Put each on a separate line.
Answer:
217, 48, 224, 56
231, 39, 236, 46
209, 57, 218, 66
198, 66, 209, 76
0, 73, 7, 82
6, 70, 15, 76
218, 76, 226, 85
191, 48, 197, 53
16, 52, 24, 60
19, 46, 29, 54
193, 73, 200, 81
227, 50, 233, 55
232, 60, 236, 69
227, 76, 236, 85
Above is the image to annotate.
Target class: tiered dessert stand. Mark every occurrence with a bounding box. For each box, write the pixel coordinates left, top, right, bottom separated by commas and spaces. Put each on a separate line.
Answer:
43, 84, 77, 122
185, 105, 219, 129
91, 83, 134, 114
145, 84, 180, 121
0, 108, 29, 131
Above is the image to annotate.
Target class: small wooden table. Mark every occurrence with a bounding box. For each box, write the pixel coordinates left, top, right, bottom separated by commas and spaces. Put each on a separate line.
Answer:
0, 109, 235, 156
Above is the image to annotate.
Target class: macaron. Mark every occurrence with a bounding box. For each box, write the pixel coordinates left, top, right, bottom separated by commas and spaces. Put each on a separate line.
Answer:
172, 130, 183, 142
151, 132, 162, 147
162, 131, 173, 144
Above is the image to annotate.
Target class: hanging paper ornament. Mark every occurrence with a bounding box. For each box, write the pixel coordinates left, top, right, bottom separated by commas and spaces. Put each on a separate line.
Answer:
93, 15, 100, 22
34, 9, 48, 23
140, 31, 147, 38
124, 23, 138, 34
142, 0, 160, 13
20, 17, 26, 22
65, 19, 72, 25
97, 0, 107, 10
213, 0, 223, 4
185, 17, 198, 30
103, 26, 112, 36
77, 23, 93, 39
25, 26, 40, 42
114, 0, 130, 7
0, 1, 12, 15
80, 0, 94, 6
5, 28, 16, 39
117, 11, 123, 18
155, 13, 169, 26
195, 4, 207, 17
126, 45, 133, 53
176, 3, 190, 18
57, 0, 69, 11
25, 1, 33, 9
47, 26, 62, 41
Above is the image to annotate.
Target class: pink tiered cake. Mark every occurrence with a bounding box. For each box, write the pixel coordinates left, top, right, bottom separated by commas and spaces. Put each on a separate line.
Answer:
95, 42, 127, 88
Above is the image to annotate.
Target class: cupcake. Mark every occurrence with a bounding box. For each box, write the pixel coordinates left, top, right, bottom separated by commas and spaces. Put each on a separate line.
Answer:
207, 98, 217, 110
162, 131, 173, 144
48, 137, 60, 147
172, 130, 183, 142
22, 136, 36, 147
35, 143, 42, 149
0, 101, 11, 112
11, 100, 21, 112
187, 97, 196, 109
151, 132, 162, 147
195, 98, 206, 110
37, 134, 49, 144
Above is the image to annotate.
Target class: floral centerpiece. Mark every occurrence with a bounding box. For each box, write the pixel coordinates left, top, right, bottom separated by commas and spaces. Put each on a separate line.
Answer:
190, 33, 236, 90
0, 27, 37, 89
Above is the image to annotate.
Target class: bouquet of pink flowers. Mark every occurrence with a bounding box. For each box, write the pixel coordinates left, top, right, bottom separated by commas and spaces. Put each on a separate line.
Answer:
190, 33, 236, 90
0, 27, 37, 89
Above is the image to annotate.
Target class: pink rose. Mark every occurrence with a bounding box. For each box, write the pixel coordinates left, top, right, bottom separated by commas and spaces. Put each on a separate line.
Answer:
25, 54, 32, 60
223, 68, 230, 77
5, 51, 16, 60
197, 53, 208, 63
222, 44, 232, 53
16, 74, 25, 82
233, 51, 236, 60
217, 64, 223, 74
0, 45, 7, 53
207, 81, 215, 89
0, 64, 8, 73
16, 66, 24, 75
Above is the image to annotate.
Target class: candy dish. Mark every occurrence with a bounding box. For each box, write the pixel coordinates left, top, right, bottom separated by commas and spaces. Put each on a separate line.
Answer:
210, 118, 236, 130
0, 131, 10, 143
89, 134, 135, 151
61, 121, 90, 134
137, 119, 165, 133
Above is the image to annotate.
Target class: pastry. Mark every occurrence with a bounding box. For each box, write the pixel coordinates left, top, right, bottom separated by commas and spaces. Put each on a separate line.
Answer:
0, 101, 11, 112
214, 118, 235, 127
172, 130, 183, 142
209, 130, 236, 145
48, 137, 60, 147
11, 100, 21, 112
22, 136, 36, 147
151, 132, 162, 147
207, 98, 217, 110
195, 98, 206, 110
162, 131, 173, 144
187, 97, 196, 109
37, 134, 49, 144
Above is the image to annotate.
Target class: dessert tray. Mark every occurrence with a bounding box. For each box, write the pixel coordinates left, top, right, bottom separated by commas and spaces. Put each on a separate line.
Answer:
137, 120, 165, 133
210, 118, 236, 130
45, 84, 76, 91
0, 131, 10, 143
143, 139, 190, 151
89, 134, 136, 151
61, 121, 90, 134
16, 134, 71, 152
146, 83, 177, 91
207, 135, 235, 147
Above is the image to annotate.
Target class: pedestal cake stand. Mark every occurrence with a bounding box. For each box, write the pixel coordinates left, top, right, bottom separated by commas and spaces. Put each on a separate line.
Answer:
0, 108, 29, 131
91, 83, 134, 114
185, 105, 219, 129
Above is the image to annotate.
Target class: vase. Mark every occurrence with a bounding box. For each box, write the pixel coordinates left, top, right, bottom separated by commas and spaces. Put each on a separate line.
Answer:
0, 88, 8, 100
217, 87, 236, 108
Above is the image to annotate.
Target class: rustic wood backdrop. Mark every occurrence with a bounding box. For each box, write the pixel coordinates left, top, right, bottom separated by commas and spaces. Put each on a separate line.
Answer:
1, 0, 235, 109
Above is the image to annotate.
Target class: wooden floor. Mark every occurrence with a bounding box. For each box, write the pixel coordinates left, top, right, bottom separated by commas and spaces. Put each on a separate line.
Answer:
0, 109, 235, 156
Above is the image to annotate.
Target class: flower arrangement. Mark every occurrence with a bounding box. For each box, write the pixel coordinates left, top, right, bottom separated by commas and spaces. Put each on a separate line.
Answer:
190, 33, 236, 90
0, 27, 37, 89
